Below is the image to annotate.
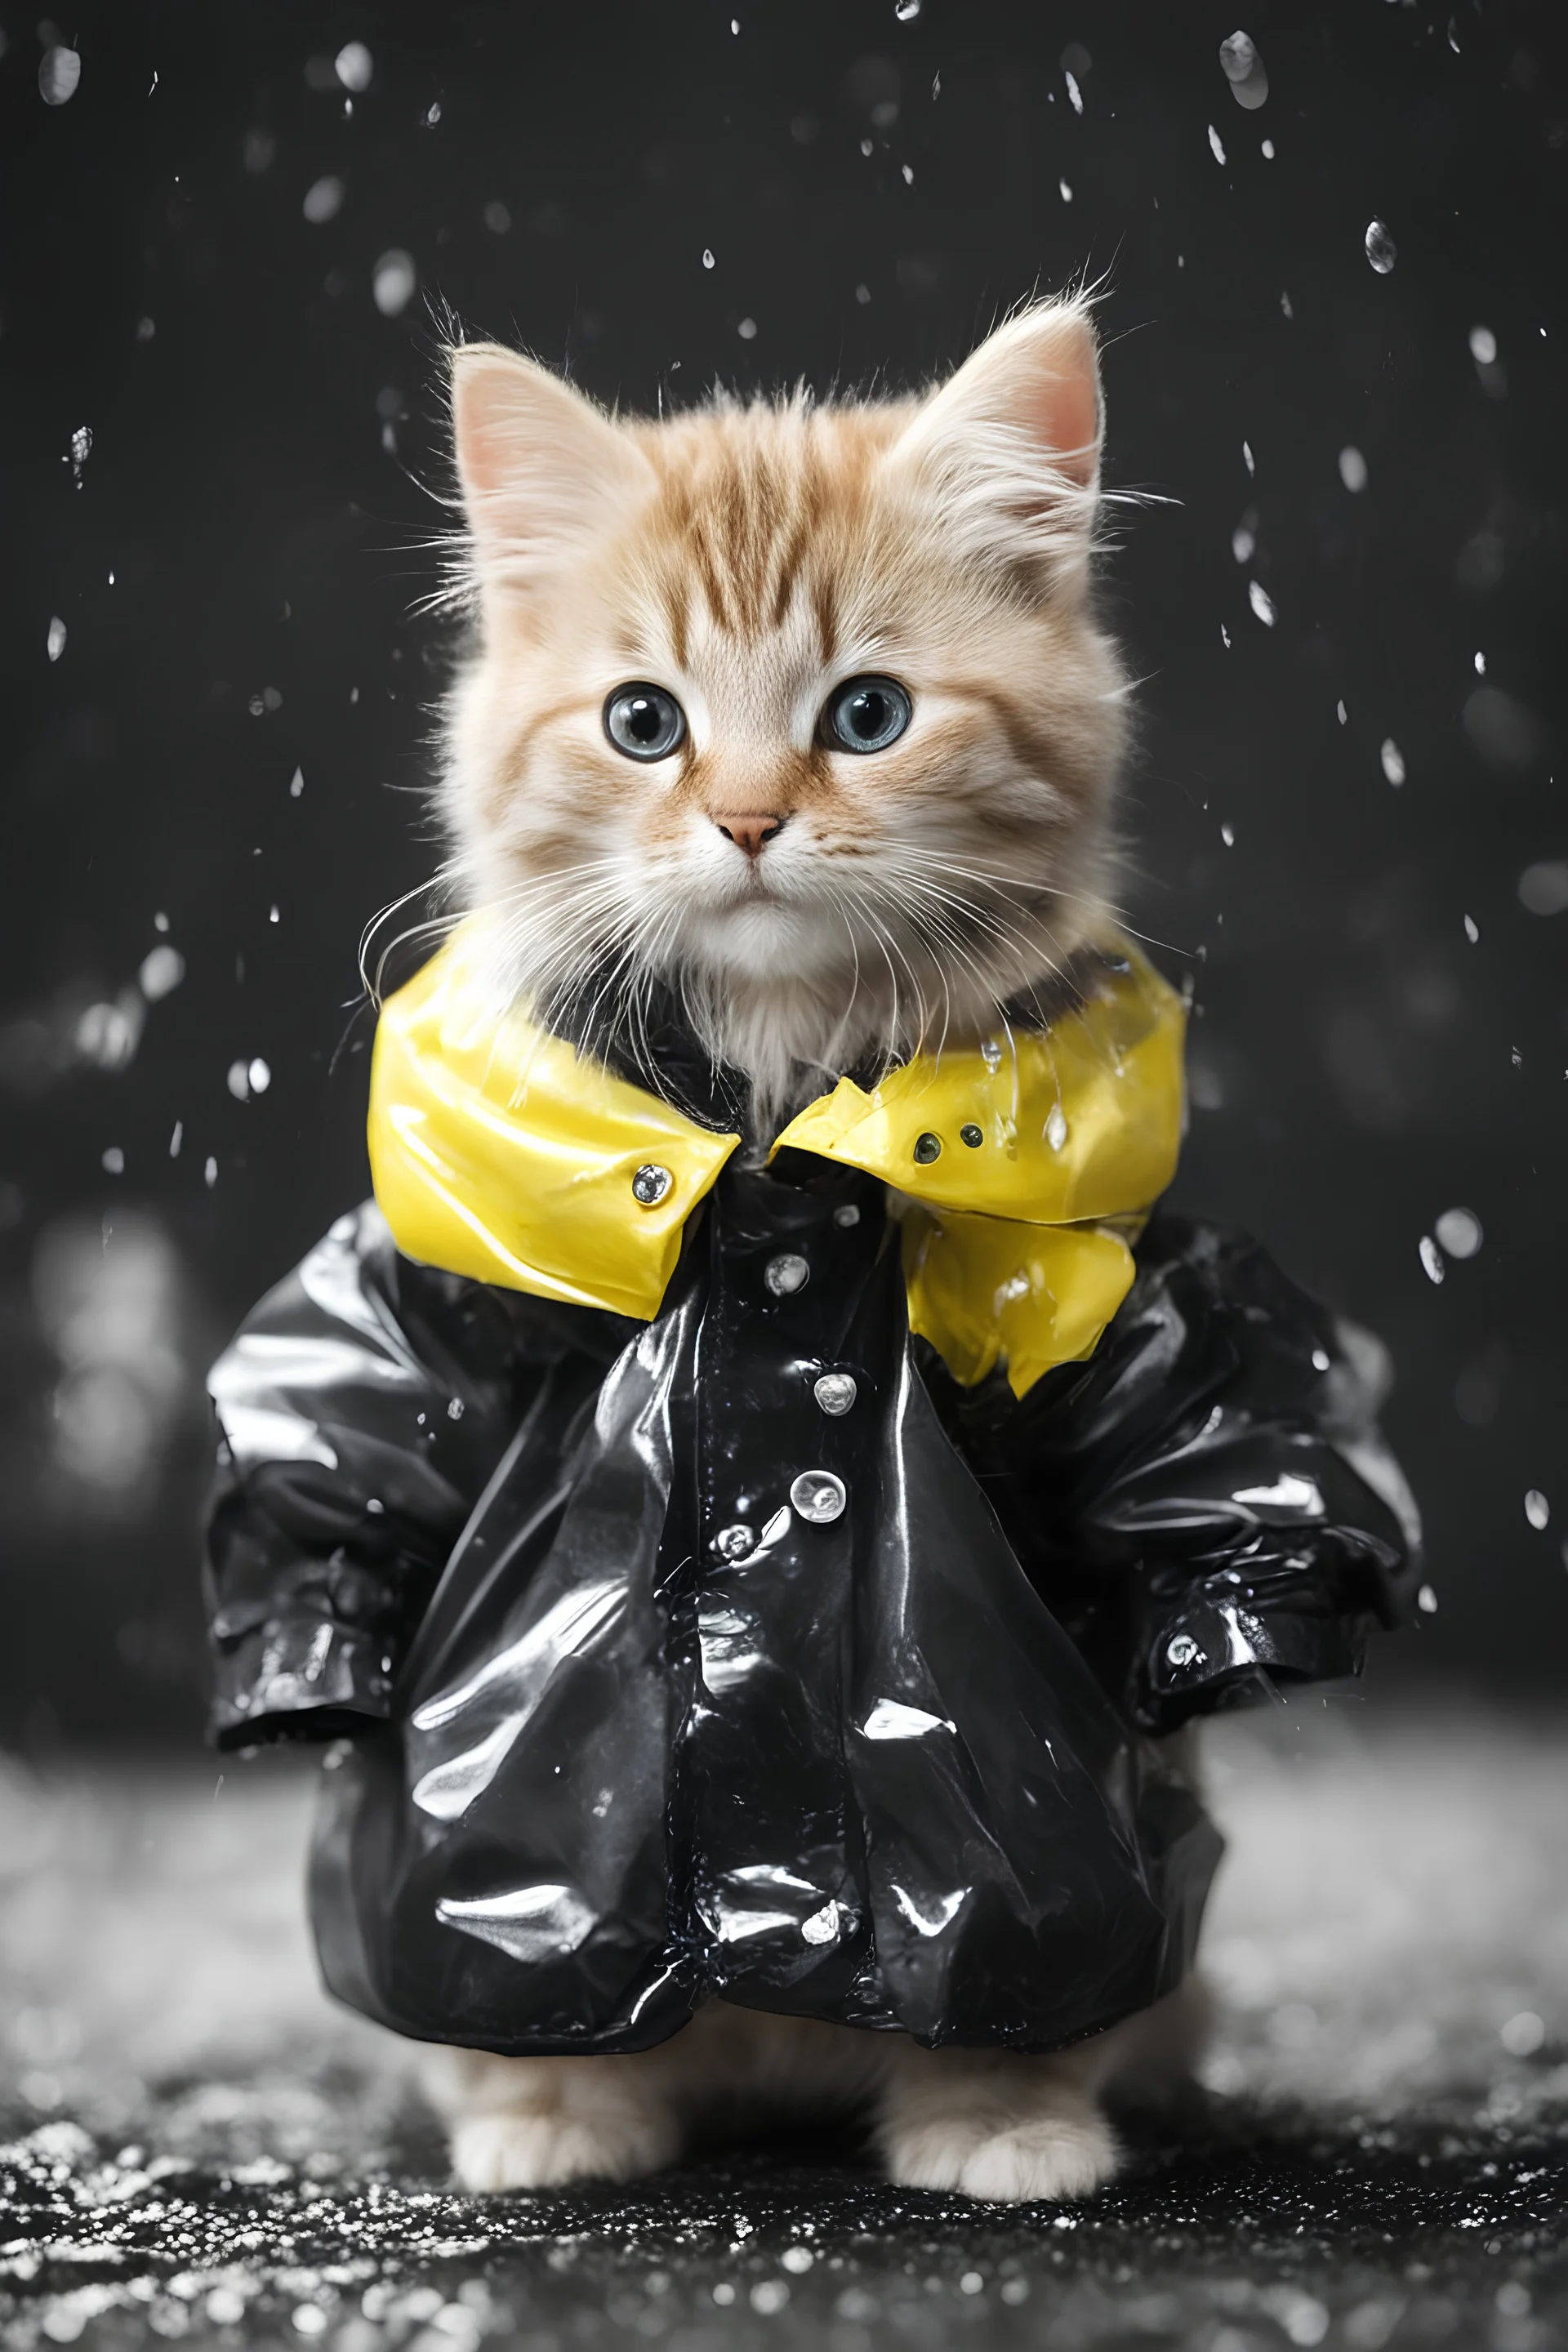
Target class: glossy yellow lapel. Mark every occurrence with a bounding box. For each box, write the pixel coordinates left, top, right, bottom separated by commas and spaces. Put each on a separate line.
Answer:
368, 918, 1186, 1394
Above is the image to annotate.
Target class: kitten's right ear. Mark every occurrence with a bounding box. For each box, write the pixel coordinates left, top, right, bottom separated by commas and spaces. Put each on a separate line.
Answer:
451, 344, 657, 603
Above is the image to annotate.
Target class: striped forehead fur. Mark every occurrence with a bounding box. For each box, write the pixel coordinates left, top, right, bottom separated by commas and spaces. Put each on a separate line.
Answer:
438, 296, 1130, 1135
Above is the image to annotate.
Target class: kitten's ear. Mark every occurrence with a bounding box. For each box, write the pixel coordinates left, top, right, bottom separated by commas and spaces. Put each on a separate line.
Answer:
451, 344, 657, 603
884, 299, 1104, 588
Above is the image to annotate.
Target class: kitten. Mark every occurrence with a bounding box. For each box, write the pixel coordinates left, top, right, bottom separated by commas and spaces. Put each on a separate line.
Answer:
423, 298, 1194, 2199
438, 296, 1127, 1138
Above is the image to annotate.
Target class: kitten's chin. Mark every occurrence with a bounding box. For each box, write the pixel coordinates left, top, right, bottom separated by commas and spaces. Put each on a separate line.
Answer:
675, 898, 850, 989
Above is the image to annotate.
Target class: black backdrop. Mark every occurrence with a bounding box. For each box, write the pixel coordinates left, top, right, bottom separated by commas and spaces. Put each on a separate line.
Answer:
1, 0, 1563, 1745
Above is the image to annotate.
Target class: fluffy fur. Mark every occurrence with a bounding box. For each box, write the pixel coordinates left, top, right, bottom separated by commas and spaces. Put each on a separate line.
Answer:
437, 296, 1129, 1135
425, 301, 1185, 2199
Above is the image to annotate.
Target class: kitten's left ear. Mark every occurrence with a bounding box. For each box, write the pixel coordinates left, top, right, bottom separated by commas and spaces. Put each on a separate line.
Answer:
884, 298, 1104, 588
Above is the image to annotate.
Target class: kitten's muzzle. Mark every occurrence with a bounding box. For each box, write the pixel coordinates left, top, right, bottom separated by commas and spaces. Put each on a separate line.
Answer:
715, 813, 786, 859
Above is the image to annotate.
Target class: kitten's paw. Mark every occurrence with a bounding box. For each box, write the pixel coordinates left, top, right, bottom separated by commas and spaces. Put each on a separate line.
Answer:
449, 2106, 677, 2193
884, 2107, 1118, 2204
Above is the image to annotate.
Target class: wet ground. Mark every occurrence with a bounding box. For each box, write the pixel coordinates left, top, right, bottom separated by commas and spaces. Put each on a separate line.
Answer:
0, 1704, 1562, 2350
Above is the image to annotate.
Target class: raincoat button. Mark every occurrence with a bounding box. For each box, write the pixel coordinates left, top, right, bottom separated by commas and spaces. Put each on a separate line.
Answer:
791, 1470, 847, 1524
764, 1252, 809, 1296
833, 1204, 860, 1228
960, 1123, 982, 1147
631, 1163, 673, 1206
714, 1524, 757, 1561
1166, 1632, 1205, 1668
913, 1131, 942, 1164
813, 1372, 858, 1417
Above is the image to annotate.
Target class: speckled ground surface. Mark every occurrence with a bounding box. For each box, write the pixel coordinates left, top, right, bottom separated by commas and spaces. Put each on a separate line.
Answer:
0, 1704, 1563, 2350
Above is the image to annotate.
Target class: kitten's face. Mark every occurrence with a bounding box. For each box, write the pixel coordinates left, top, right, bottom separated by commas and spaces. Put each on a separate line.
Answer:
442, 301, 1127, 1112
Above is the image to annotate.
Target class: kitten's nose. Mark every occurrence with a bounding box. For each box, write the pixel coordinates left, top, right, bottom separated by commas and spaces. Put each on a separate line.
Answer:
715, 813, 785, 858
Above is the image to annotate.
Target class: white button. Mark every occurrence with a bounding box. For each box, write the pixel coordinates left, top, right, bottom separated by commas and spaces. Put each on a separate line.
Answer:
713, 1524, 756, 1561
790, 1470, 846, 1525
764, 1252, 809, 1296
833, 1203, 860, 1228
813, 1372, 858, 1417
1165, 1633, 1204, 1668
631, 1162, 673, 1206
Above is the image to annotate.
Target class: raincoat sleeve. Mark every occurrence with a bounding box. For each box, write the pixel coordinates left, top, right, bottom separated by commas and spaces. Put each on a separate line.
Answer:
203, 1200, 623, 1750
939, 1211, 1423, 1735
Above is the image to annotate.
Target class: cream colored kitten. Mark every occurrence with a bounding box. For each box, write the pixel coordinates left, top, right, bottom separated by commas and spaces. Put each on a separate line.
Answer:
439, 296, 1127, 1136
425, 298, 1194, 2200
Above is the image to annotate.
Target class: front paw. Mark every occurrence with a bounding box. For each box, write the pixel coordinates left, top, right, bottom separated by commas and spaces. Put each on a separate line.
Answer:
450, 2107, 677, 2192
884, 2108, 1119, 2204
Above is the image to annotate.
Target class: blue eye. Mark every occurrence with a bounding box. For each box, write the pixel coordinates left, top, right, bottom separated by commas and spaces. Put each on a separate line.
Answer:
822, 675, 912, 755
604, 684, 686, 761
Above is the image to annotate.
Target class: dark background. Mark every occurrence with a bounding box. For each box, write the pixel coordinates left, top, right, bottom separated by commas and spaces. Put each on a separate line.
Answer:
1, 0, 1562, 1748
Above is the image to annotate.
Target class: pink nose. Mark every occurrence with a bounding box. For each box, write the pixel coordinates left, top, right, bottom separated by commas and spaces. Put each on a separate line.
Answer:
716, 814, 785, 858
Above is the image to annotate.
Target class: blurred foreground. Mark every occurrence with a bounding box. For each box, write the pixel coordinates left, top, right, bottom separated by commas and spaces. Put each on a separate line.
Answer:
0, 1704, 1562, 2350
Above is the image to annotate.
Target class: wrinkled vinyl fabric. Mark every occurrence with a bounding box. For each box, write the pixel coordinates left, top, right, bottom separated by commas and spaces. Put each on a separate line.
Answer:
207, 1155, 1420, 2056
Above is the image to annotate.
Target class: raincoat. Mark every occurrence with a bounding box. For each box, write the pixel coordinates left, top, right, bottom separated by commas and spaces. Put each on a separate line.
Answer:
204, 924, 1420, 2056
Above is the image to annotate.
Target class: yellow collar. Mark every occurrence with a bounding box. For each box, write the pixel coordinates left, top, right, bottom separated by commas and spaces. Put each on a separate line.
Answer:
368, 917, 1185, 1392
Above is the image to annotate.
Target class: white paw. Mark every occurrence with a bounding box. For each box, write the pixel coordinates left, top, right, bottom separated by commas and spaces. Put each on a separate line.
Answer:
885, 2108, 1119, 2204
449, 2107, 676, 2193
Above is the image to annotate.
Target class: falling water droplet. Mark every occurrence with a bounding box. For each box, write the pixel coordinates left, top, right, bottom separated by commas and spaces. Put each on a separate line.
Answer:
1418, 1236, 1445, 1285
1434, 1207, 1482, 1258
1365, 220, 1397, 274
702, 247, 715, 269
1523, 1490, 1550, 1531
894, 0, 922, 19
47, 617, 67, 662
372, 249, 417, 316
38, 45, 82, 105
1248, 580, 1276, 627
1338, 446, 1368, 492
1380, 738, 1405, 787
1208, 123, 1227, 164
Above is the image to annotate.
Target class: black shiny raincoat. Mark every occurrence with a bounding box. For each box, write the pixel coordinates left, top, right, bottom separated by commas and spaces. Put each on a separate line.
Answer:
205, 1031, 1420, 2060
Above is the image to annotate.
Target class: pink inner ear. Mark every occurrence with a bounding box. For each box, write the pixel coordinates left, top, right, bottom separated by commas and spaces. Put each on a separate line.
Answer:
1019, 340, 1101, 488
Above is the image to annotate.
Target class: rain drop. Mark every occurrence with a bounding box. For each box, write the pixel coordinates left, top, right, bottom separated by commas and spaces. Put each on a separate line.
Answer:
334, 41, 373, 91
1524, 1490, 1549, 1531
1059, 179, 1073, 203
289, 766, 305, 797
1468, 325, 1496, 366
1517, 861, 1568, 916
1248, 580, 1276, 627
1380, 738, 1405, 787
737, 318, 758, 341
302, 174, 345, 225
1365, 219, 1396, 274
1463, 913, 1479, 944
702, 247, 715, 269
894, 0, 921, 18
1218, 31, 1269, 109
1221, 822, 1235, 847
1418, 1235, 1445, 1285
1065, 69, 1083, 114
1208, 124, 1227, 164
1433, 1207, 1481, 1259
101, 1147, 124, 1175
1338, 445, 1368, 492
372, 250, 417, 316
47, 617, 67, 662
38, 45, 81, 105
